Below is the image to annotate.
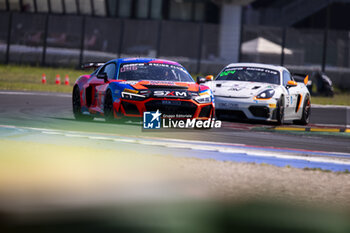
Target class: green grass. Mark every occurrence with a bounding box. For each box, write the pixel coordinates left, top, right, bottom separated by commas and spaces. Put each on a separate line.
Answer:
310, 84, 350, 106
311, 94, 350, 106
0, 65, 349, 106
0, 65, 87, 93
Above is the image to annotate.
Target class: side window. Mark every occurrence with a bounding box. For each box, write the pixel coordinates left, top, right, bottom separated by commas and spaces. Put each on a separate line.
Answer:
105, 63, 116, 80
283, 70, 292, 86
99, 63, 116, 80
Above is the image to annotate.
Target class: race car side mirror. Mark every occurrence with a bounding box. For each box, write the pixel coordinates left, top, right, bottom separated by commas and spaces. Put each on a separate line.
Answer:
97, 72, 108, 82
286, 80, 298, 88
205, 75, 214, 81
197, 76, 206, 84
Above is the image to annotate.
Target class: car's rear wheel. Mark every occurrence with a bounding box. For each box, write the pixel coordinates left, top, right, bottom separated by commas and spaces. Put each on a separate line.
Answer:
276, 97, 285, 125
104, 90, 115, 122
73, 86, 93, 121
294, 95, 311, 125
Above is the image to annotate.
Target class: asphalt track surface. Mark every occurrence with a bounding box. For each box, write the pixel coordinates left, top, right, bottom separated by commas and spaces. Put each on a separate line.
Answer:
2, 90, 350, 232
0, 90, 349, 154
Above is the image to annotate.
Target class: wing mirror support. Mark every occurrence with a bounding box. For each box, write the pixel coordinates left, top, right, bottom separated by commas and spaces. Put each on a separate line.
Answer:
286, 80, 298, 88
197, 76, 206, 84
97, 72, 108, 82
205, 75, 214, 81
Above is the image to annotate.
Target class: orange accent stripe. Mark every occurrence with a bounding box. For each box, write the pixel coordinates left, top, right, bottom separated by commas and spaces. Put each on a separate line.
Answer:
296, 94, 302, 113
131, 82, 148, 90
304, 75, 309, 85
253, 96, 272, 101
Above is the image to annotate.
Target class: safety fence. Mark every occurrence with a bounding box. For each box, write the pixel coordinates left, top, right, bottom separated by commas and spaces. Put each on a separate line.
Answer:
1, 12, 350, 87
240, 25, 350, 87
241, 25, 350, 71
0, 12, 221, 74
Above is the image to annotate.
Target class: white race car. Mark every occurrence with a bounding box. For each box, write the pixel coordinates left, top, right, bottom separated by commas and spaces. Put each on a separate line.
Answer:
205, 63, 311, 125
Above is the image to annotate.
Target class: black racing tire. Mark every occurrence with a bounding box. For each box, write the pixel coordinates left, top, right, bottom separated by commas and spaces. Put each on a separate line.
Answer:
72, 86, 93, 121
293, 95, 311, 125
276, 97, 285, 125
104, 90, 115, 122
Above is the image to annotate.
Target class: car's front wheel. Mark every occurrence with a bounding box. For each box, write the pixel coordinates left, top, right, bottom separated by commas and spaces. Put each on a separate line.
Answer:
276, 97, 285, 125
294, 95, 311, 125
104, 90, 115, 122
72, 86, 93, 121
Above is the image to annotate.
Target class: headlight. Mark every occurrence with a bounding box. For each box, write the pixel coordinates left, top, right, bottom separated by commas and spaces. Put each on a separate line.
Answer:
255, 89, 275, 99
194, 95, 212, 104
121, 88, 146, 101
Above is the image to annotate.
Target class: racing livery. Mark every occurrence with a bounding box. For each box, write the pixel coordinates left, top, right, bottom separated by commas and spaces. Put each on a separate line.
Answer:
73, 58, 214, 121
205, 63, 311, 125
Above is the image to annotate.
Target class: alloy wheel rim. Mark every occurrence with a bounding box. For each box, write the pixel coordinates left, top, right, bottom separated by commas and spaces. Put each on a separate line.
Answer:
305, 99, 311, 121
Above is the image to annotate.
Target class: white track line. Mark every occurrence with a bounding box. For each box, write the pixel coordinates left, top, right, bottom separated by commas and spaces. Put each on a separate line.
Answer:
47, 130, 350, 166
312, 104, 350, 109
2, 124, 349, 166
3, 124, 350, 155
309, 123, 350, 128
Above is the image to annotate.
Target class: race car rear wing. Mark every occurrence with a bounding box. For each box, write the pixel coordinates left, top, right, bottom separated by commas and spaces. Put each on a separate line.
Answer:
81, 62, 105, 70
292, 73, 310, 85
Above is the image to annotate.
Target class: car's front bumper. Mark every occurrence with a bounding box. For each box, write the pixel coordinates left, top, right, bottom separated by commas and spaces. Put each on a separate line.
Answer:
113, 97, 214, 120
214, 96, 278, 121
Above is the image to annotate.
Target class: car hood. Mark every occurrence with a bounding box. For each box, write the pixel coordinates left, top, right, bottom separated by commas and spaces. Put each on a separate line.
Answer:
209, 81, 278, 98
118, 80, 200, 92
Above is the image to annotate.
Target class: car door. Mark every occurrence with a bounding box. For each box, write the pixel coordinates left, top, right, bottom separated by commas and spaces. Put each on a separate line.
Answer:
282, 70, 299, 119
95, 63, 116, 112
85, 63, 116, 113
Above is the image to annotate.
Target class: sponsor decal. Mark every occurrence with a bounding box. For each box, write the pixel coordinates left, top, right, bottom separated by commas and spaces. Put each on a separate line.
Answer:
153, 90, 187, 97
219, 103, 238, 108
120, 63, 145, 72
220, 70, 236, 77
246, 67, 278, 75
148, 81, 176, 85
222, 67, 278, 75
228, 84, 245, 91
148, 63, 186, 72
161, 100, 181, 105
119, 81, 138, 85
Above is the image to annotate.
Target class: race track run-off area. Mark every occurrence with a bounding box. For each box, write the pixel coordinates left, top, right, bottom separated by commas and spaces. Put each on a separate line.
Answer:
0, 90, 349, 172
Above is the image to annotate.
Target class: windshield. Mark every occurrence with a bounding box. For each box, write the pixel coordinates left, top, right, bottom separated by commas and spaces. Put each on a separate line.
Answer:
118, 62, 194, 82
216, 67, 280, 85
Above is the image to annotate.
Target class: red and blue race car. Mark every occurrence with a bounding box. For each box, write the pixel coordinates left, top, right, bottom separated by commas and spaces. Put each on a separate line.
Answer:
72, 58, 214, 121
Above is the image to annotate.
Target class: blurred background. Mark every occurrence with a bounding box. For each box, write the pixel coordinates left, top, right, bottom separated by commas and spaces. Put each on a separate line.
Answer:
1, 0, 350, 89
